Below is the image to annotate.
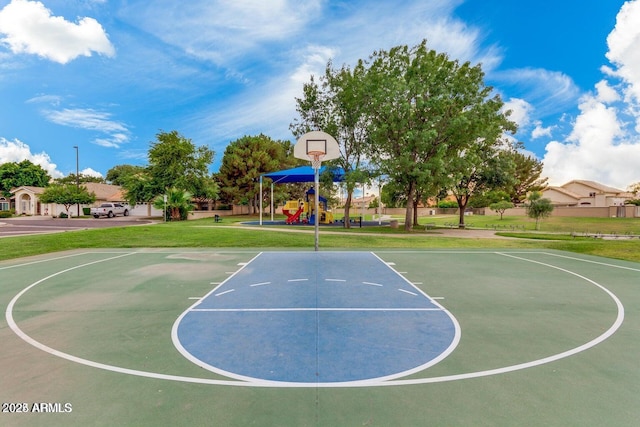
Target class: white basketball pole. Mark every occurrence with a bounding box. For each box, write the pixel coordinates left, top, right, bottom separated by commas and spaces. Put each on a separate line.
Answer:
314, 165, 320, 251
294, 131, 339, 252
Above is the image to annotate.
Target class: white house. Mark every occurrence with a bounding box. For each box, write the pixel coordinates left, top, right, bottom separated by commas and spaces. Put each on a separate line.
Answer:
542, 180, 634, 207
10, 183, 125, 217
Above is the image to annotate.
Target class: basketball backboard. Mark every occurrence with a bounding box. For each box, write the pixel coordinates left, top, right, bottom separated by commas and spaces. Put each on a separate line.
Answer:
294, 131, 340, 167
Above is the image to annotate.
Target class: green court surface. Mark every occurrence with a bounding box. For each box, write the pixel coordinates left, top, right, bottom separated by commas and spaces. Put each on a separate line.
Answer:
1, 248, 639, 426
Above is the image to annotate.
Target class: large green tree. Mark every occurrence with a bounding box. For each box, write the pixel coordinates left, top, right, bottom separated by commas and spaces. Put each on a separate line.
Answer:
148, 130, 215, 194
39, 183, 96, 217
291, 61, 372, 227
54, 173, 105, 185
507, 151, 548, 204
449, 145, 517, 228
0, 160, 51, 196
120, 169, 159, 215
365, 40, 514, 230
106, 165, 146, 186
105, 165, 158, 215
217, 134, 294, 214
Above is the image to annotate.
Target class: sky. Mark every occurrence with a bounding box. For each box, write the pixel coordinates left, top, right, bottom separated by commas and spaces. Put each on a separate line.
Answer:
1, 0, 639, 190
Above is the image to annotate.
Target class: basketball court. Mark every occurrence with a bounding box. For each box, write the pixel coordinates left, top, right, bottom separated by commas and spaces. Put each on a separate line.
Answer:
1, 248, 638, 425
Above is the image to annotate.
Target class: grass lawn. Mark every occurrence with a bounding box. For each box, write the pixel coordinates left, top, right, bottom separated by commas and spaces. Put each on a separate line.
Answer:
1, 214, 639, 263
418, 213, 640, 233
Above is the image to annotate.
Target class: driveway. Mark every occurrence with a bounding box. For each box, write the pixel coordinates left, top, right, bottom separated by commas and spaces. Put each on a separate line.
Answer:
0, 216, 155, 238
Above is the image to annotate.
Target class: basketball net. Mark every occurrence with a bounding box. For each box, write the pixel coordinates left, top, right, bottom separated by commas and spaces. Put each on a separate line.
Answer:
308, 150, 325, 171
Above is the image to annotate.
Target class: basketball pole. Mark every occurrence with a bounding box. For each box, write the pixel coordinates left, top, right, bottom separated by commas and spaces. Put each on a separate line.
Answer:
294, 131, 339, 252
314, 164, 320, 251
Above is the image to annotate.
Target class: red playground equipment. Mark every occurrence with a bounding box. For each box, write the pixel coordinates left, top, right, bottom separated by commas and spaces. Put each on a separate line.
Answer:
283, 200, 305, 224
282, 188, 334, 225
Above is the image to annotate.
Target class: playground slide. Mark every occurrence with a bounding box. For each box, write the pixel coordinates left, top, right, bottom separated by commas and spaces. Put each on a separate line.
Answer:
284, 207, 304, 224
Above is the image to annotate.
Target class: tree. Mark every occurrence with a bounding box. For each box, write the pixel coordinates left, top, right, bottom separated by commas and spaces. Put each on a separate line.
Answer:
106, 165, 146, 186
449, 145, 517, 228
365, 40, 515, 231
191, 175, 220, 210
468, 189, 511, 208
507, 152, 548, 204
525, 191, 554, 230
148, 130, 214, 194
105, 164, 159, 216
217, 134, 294, 214
627, 182, 640, 205
39, 184, 96, 217
0, 160, 51, 196
489, 200, 515, 219
55, 173, 105, 185
380, 180, 407, 209
291, 61, 372, 228
120, 169, 159, 216
153, 187, 194, 221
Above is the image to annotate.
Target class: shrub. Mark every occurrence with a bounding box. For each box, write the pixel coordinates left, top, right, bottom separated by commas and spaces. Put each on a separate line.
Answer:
437, 200, 458, 208
0, 210, 12, 218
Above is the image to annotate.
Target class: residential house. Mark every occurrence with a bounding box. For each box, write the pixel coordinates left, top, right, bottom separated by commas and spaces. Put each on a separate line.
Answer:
10, 183, 127, 216
542, 180, 634, 207
10, 186, 46, 215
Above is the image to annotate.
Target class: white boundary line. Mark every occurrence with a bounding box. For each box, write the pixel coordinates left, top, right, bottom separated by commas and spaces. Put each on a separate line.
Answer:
4, 250, 630, 388
540, 251, 640, 272
383, 251, 626, 386
190, 307, 443, 312
0, 251, 125, 270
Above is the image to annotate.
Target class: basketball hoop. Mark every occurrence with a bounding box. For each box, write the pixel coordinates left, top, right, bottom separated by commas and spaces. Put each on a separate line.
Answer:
308, 150, 325, 171
293, 131, 340, 252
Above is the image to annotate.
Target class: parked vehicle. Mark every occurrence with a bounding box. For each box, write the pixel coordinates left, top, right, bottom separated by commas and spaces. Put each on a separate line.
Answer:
90, 203, 129, 218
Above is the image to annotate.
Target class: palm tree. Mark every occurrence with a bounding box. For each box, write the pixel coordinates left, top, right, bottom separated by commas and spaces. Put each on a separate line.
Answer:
153, 188, 194, 221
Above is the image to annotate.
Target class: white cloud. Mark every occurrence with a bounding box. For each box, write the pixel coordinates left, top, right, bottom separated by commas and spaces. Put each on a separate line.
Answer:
175, 0, 503, 151
540, 1, 640, 189
502, 98, 532, 128
119, 0, 322, 64
43, 108, 130, 148
493, 68, 580, 117
189, 44, 336, 146
0, 0, 114, 64
26, 94, 63, 106
531, 121, 554, 140
0, 137, 63, 178
80, 167, 102, 177
605, 0, 640, 102
595, 80, 620, 103
542, 94, 640, 188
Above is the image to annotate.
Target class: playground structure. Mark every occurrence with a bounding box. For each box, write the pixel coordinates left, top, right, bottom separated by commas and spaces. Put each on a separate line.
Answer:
283, 188, 334, 225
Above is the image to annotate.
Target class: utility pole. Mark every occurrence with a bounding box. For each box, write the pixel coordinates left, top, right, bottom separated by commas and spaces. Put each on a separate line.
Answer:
74, 145, 79, 217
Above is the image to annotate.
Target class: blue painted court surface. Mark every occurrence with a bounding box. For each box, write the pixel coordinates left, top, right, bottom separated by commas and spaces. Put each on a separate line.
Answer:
174, 252, 458, 384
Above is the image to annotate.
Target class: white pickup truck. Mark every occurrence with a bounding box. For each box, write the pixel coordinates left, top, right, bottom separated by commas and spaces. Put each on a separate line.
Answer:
90, 203, 130, 218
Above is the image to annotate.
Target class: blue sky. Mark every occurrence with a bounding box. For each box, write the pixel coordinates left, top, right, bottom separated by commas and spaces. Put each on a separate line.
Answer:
1, 0, 640, 190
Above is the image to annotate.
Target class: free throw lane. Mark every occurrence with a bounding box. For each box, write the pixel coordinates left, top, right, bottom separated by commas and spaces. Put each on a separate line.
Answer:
173, 252, 459, 385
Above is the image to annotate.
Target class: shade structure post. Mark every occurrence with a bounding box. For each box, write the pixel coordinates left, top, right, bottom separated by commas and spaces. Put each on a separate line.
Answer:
259, 176, 263, 226
270, 182, 274, 222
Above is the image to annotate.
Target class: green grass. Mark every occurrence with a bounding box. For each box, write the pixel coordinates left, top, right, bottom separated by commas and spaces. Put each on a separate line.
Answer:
421, 213, 640, 234
1, 215, 639, 263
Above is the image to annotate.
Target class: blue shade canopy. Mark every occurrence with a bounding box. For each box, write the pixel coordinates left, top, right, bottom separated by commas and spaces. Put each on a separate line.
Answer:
261, 166, 345, 183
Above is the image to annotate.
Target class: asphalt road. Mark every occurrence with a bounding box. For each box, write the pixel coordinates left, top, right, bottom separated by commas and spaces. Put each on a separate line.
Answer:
0, 216, 155, 238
